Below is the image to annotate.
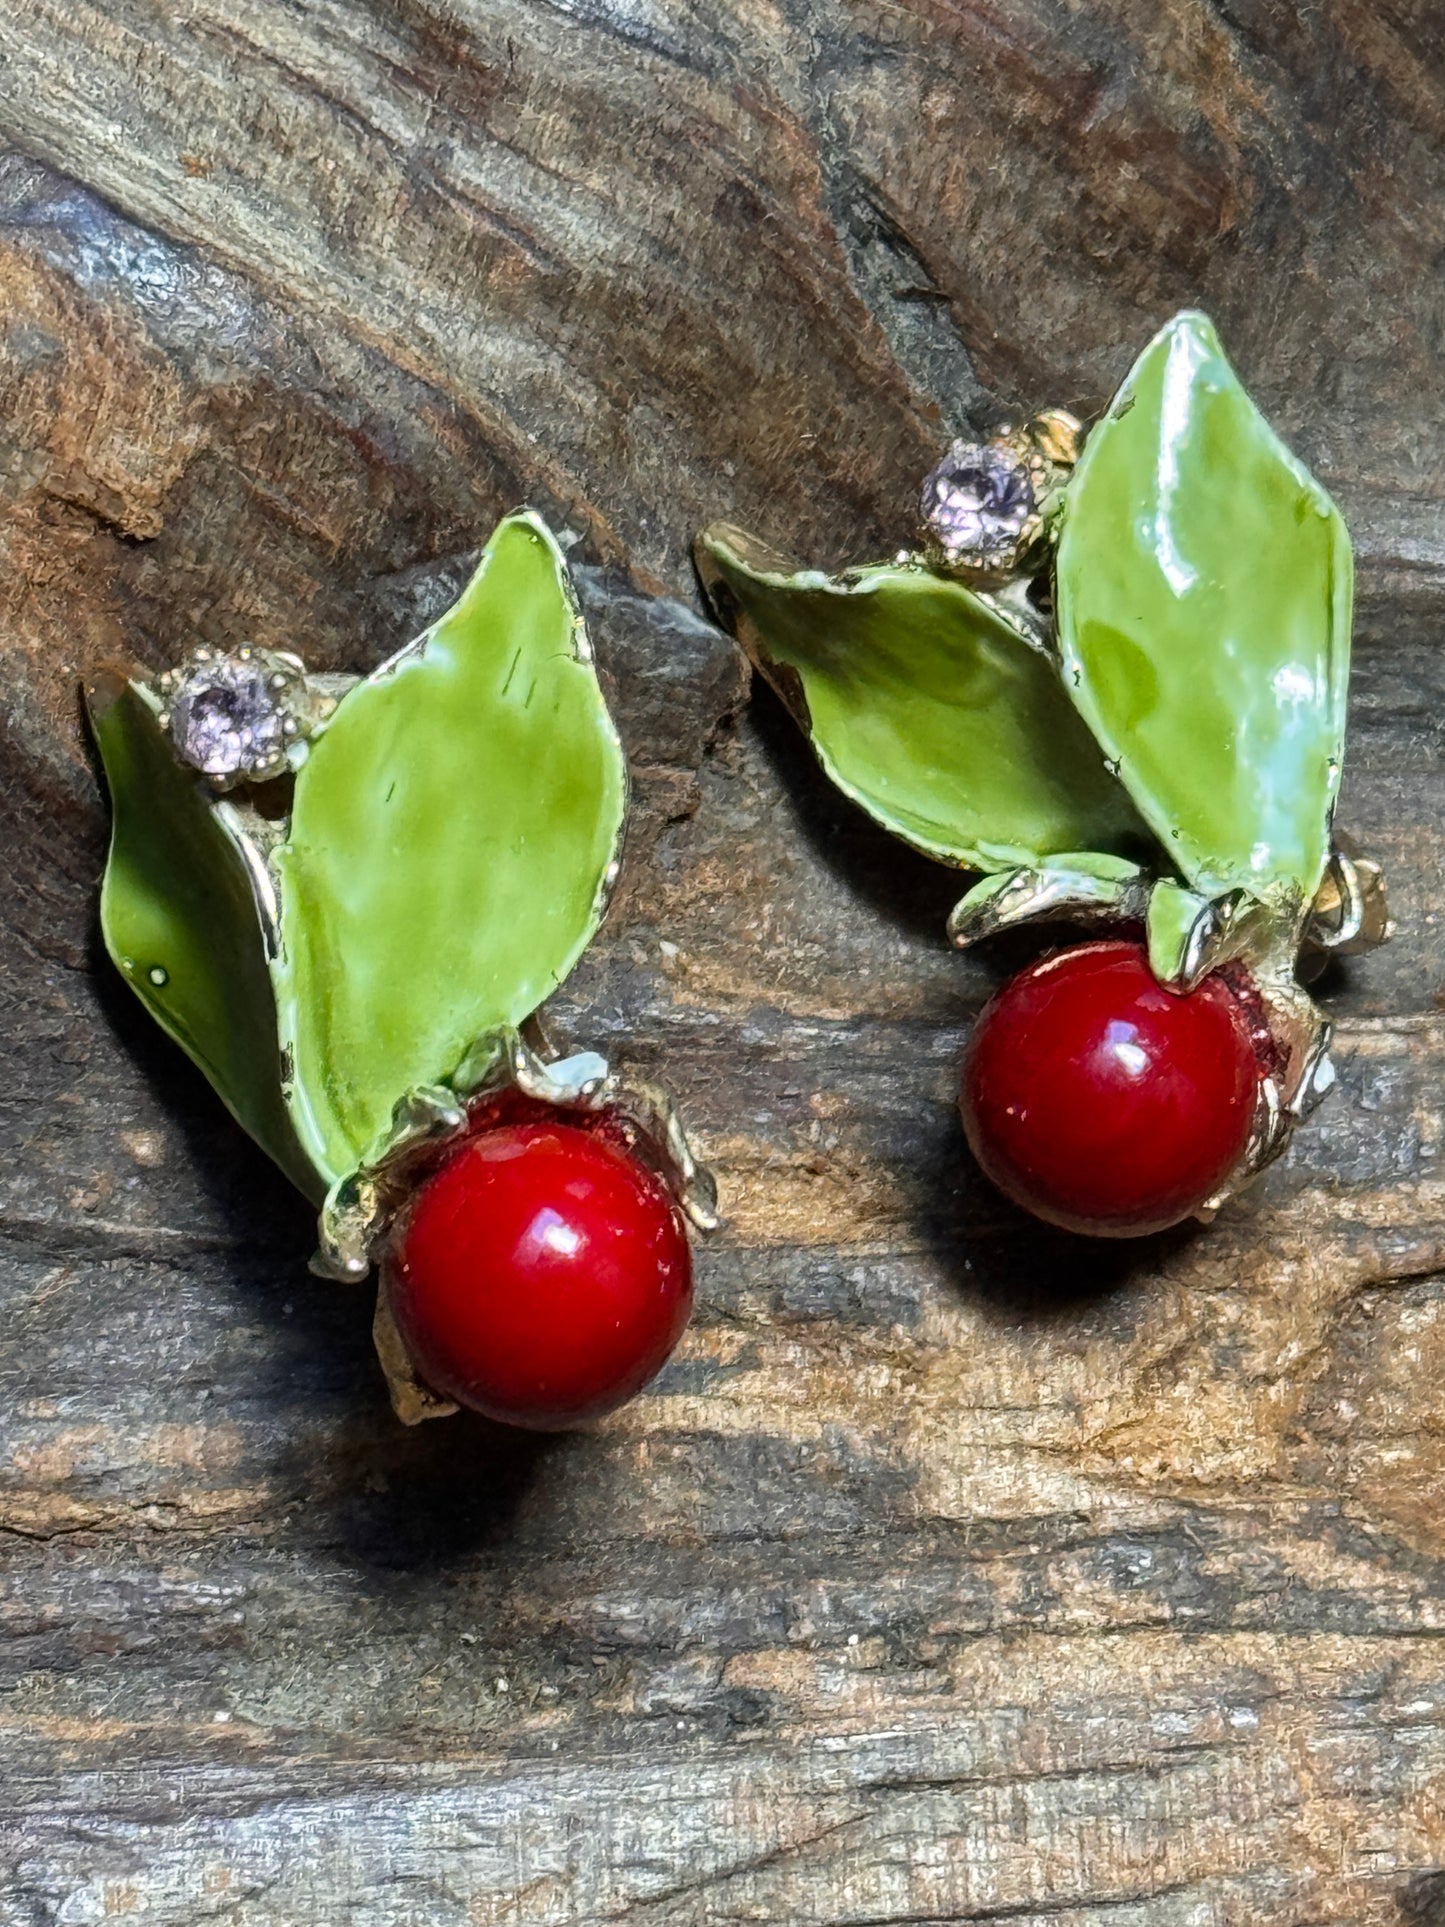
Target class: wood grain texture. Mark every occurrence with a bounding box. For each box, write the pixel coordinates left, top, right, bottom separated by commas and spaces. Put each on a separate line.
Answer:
1, 0, 1444, 1917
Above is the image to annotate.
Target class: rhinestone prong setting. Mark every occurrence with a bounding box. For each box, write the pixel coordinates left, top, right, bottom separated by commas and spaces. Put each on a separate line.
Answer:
155, 646, 336, 789
918, 411, 1082, 582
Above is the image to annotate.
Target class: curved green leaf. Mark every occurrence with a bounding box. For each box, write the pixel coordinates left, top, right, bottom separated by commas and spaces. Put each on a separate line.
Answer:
272, 511, 628, 1180
697, 526, 1149, 870
1055, 310, 1351, 908
87, 676, 324, 1201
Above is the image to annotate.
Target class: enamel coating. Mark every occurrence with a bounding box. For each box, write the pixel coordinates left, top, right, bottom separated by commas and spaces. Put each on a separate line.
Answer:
697, 526, 1149, 871
273, 512, 628, 1181
88, 677, 324, 1201
1055, 310, 1351, 910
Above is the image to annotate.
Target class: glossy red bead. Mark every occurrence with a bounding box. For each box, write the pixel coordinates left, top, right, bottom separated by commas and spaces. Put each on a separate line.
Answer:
960, 940, 1260, 1237
391, 1118, 693, 1429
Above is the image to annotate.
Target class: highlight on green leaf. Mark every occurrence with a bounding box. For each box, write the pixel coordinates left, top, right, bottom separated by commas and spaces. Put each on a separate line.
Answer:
1055, 309, 1351, 914
272, 511, 628, 1182
696, 524, 1150, 873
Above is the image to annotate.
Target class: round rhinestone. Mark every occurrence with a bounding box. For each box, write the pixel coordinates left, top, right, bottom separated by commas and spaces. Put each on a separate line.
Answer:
169, 657, 288, 780
921, 443, 1035, 562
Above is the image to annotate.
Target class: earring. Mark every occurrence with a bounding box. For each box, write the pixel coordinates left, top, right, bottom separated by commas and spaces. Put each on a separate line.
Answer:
698, 310, 1389, 1239
87, 510, 716, 1426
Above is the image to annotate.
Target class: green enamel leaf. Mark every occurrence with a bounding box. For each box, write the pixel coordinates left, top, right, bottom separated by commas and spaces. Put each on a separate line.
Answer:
88, 677, 325, 1201
697, 526, 1149, 870
272, 511, 627, 1180
1056, 310, 1352, 909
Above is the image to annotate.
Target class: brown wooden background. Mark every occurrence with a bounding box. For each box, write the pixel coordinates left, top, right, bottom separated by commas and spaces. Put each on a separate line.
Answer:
2, 2, 1445, 1919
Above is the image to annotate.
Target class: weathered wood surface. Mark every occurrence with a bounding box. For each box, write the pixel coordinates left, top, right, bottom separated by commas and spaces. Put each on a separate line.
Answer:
1, 1, 1445, 1918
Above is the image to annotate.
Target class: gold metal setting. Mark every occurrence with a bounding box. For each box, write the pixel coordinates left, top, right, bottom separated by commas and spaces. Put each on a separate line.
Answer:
917, 410, 1083, 586
153, 644, 351, 791
307, 1023, 719, 1423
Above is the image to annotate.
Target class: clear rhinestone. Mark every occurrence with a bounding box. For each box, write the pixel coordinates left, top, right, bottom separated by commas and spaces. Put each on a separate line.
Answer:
921, 443, 1034, 561
169, 657, 288, 780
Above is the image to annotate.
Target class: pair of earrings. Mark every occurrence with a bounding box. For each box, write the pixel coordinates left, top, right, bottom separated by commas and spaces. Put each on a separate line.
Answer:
89, 310, 1389, 1432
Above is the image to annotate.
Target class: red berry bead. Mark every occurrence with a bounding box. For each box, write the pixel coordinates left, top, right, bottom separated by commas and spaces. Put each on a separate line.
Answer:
391, 1118, 693, 1429
960, 939, 1260, 1237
